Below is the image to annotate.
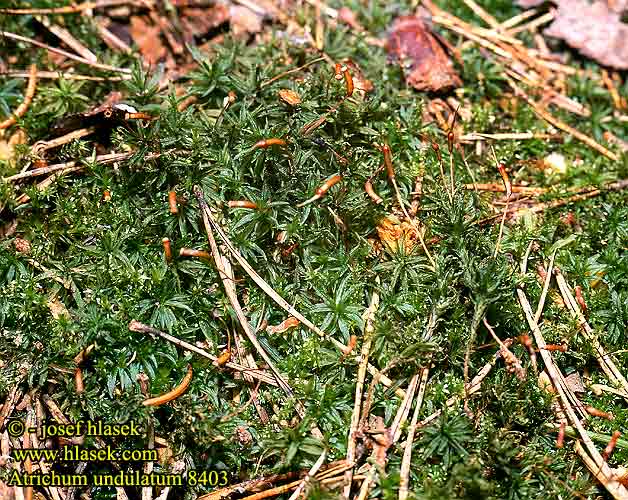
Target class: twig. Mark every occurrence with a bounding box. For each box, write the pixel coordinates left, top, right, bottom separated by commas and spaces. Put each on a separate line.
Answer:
480, 179, 628, 224
128, 321, 279, 386
462, 0, 499, 28
342, 289, 379, 499
4, 152, 132, 182
0, 64, 37, 130
238, 463, 354, 500
197, 462, 347, 500
463, 183, 547, 194
0, 31, 131, 74
0, 386, 23, 431
32, 127, 97, 155
574, 440, 627, 499
498, 8, 539, 30
601, 70, 625, 111
93, 18, 133, 53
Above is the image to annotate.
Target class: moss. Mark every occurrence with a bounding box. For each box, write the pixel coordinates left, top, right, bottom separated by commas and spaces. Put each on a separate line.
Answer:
1, 1, 627, 498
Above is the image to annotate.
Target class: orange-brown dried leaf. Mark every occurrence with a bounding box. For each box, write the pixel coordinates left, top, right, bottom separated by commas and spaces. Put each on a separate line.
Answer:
278, 89, 301, 106
386, 16, 462, 92
376, 216, 421, 254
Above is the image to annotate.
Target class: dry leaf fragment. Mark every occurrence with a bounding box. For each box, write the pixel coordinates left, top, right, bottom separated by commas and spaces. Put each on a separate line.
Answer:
518, 0, 628, 69
48, 297, 70, 320
129, 16, 168, 65
545, 1, 628, 69
0, 128, 27, 164
278, 89, 301, 106
229, 5, 263, 37
13, 237, 31, 254
340, 59, 373, 97
564, 371, 586, 393
180, 5, 230, 39
386, 16, 462, 92
376, 215, 422, 254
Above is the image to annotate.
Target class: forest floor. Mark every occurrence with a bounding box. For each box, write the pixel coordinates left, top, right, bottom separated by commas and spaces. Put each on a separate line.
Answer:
1, 0, 628, 499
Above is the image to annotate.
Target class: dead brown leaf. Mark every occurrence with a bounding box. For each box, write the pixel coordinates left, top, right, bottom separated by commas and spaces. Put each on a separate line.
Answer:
386, 16, 462, 92
129, 15, 169, 65
48, 296, 70, 320
518, 0, 628, 69
179, 5, 230, 40
545, 1, 628, 69
229, 5, 263, 37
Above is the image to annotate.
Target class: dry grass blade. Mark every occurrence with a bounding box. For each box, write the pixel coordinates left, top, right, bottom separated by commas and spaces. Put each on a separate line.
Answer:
1, 69, 130, 81
553, 271, 628, 400
36, 15, 97, 62
195, 186, 319, 433
238, 462, 354, 500
343, 289, 379, 499
0, 31, 131, 74
399, 367, 429, 500
356, 375, 420, 500
288, 450, 327, 500
128, 320, 279, 386
517, 256, 628, 498
192, 185, 404, 398
463, 183, 547, 194
195, 188, 294, 396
